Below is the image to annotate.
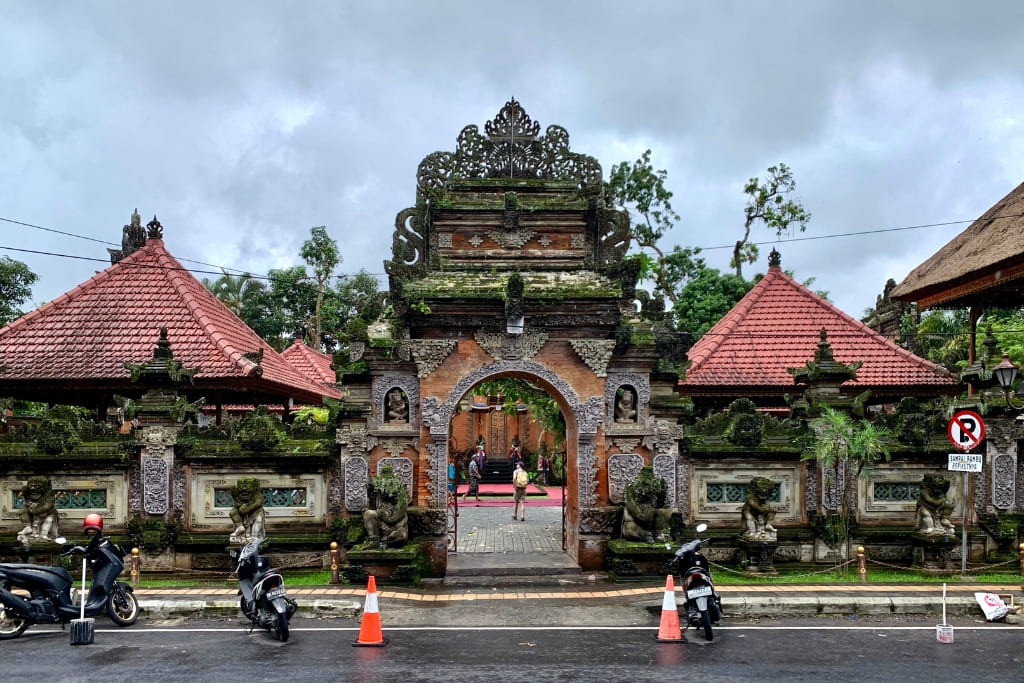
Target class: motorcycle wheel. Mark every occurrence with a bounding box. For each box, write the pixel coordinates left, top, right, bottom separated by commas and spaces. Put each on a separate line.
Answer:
107, 589, 140, 626
708, 598, 721, 624
699, 609, 713, 641
273, 611, 289, 642
0, 605, 30, 639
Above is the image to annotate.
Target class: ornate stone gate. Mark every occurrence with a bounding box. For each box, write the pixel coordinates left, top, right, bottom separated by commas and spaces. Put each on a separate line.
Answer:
336, 101, 689, 573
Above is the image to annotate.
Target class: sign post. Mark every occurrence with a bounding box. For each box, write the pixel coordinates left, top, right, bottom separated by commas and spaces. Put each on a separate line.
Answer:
947, 411, 985, 575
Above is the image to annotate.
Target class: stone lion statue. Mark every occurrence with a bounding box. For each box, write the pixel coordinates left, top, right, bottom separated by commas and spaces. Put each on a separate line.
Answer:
17, 476, 61, 545
915, 473, 955, 538
620, 466, 673, 542
741, 476, 777, 541
229, 477, 266, 544
363, 465, 408, 548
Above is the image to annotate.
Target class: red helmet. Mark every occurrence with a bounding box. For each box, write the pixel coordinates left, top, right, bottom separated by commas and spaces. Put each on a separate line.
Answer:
82, 513, 103, 534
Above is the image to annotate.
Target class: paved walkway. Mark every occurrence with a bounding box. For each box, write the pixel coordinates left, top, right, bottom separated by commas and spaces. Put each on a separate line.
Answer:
454, 504, 564, 553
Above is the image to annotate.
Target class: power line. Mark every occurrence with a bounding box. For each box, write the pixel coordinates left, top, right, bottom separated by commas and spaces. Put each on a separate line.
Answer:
2, 211, 1022, 285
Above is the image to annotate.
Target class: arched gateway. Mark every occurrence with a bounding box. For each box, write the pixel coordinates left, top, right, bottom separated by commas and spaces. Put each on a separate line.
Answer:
337, 100, 690, 573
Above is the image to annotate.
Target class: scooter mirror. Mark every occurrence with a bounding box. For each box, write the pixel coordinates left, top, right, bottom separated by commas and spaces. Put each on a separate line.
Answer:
54, 536, 67, 545
695, 523, 708, 534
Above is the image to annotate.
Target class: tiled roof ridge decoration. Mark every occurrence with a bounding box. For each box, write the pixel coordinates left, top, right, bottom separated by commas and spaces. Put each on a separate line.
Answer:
681, 256, 955, 390
123, 325, 200, 385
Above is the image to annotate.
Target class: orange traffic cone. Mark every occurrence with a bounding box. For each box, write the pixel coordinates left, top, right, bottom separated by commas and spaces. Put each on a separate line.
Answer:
655, 574, 685, 643
353, 575, 389, 647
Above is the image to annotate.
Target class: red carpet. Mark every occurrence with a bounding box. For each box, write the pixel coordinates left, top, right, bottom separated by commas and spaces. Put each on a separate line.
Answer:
454, 483, 564, 507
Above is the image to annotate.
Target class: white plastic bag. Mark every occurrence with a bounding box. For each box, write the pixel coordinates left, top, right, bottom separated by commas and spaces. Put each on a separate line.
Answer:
975, 592, 1011, 621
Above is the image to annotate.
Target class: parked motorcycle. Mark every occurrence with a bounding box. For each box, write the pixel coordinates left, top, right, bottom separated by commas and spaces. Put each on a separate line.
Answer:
232, 539, 297, 642
0, 513, 139, 640
671, 522, 722, 641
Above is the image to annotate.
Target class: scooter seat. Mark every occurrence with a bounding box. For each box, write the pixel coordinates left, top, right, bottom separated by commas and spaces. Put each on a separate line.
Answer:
0, 564, 74, 586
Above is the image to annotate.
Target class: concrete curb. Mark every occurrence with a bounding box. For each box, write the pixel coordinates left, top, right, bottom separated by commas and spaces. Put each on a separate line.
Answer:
140, 595, 987, 620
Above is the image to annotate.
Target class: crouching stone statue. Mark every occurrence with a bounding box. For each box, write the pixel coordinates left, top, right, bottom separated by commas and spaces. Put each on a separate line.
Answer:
914, 473, 955, 539
17, 476, 61, 546
229, 477, 266, 544
740, 477, 777, 541
620, 466, 673, 542
362, 465, 408, 549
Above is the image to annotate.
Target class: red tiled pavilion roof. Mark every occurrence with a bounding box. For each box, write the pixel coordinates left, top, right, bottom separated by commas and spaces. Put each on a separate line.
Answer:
679, 263, 955, 400
0, 237, 342, 405
281, 339, 338, 388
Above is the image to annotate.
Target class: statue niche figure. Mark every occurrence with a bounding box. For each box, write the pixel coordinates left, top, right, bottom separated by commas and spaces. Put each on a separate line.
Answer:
915, 473, 955, 538
362, 465, 409, 549
614, 386, 638, 424
741, 477, 777, 541
228, 477, 266, 544
17, 476, 61, 546
385, 388, 409, 424
620, 466, 673, 542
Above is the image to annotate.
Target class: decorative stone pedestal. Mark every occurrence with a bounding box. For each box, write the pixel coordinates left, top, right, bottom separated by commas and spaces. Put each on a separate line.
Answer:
344, 547, 421, 585
736, 537, 779, 574
605, 540, 674, 579
911, 533, 956, 570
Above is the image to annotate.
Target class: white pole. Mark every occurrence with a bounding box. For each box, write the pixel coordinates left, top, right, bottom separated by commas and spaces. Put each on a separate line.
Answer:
961, 472, 968, 575
80, 557, 87, 620
942, 583, 947, 624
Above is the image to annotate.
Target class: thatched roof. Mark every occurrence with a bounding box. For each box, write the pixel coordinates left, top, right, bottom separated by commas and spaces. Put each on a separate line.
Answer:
891, 180, 1024, 309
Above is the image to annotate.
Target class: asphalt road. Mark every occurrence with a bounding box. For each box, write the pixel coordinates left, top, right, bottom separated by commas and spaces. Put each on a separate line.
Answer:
4, 614, 1022, 682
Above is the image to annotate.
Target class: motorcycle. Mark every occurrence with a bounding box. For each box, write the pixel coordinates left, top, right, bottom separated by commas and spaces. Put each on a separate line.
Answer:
671, 522, 722, 641
0, 513, 139, 640
232, 538, 297, 642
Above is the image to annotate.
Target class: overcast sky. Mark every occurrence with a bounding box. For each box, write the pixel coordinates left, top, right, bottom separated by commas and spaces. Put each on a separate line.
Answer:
3, 1, 1023, 323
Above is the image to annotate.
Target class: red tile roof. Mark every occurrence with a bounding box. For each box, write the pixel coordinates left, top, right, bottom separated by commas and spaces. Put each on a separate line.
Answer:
281, 339, 338, 388
0, 237, 342, 403
680, 264, 955, 397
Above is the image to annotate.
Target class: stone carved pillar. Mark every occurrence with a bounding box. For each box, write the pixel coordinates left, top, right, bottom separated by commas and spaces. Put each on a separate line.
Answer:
986, 421, 1018, 511
138, 426, 176, 515
337, 425, 374, 513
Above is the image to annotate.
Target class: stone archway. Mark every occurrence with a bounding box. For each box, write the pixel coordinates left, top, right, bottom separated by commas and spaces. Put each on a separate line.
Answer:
335, 100, 692, 577
420, 359, 604, 563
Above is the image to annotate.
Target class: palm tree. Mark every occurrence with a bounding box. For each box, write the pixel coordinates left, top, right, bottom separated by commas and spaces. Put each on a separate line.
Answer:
202, 269, 255, 316
802, 406, 892, 563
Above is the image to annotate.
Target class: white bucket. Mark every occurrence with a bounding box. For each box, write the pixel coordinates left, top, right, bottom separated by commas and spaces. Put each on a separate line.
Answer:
936, 624, 954, 643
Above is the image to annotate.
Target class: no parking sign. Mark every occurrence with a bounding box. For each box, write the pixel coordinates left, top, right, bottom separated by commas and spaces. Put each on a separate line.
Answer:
947, 410, 984, 451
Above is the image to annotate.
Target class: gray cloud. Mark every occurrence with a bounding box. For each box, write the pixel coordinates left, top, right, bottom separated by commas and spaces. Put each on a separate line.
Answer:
2, 1, 1023, 321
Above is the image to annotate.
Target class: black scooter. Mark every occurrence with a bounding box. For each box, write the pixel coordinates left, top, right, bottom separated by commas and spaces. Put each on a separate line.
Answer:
232, 539, 297, 642
671, 522, 723, 641
0, 532, 139, 639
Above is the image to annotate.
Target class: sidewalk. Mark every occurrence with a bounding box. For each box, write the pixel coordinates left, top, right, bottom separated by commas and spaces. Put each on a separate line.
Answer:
134, 581, 1023, 622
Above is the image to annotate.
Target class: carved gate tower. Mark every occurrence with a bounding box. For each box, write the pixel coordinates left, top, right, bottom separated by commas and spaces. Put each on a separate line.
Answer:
338, 100, 689, 572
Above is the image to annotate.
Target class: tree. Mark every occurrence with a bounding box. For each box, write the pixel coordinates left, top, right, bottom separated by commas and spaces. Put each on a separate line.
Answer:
0, 256, 38, 327
202, 269, 257, 316
606, 150, 685, 303
299, 226, 342, 349
333, 269, 387, 352
671, 264, 754, 338
732, 163, 811, 279
801, 406, 891, 563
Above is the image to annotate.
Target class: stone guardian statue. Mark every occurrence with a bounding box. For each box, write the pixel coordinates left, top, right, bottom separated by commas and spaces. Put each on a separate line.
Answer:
362, 465, 409, 548
17, 476, 61, 545
229, 477, 266, 544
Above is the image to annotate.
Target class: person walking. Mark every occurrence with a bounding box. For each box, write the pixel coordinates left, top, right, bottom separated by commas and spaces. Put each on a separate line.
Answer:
512, 461, 529, 521
463, 454, 481, 503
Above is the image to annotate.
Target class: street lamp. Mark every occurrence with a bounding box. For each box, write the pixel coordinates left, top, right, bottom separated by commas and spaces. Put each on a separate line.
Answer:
992, 354, 1024, 409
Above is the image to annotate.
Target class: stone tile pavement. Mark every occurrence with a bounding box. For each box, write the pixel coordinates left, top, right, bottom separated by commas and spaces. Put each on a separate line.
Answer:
453, 503, 563, 553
